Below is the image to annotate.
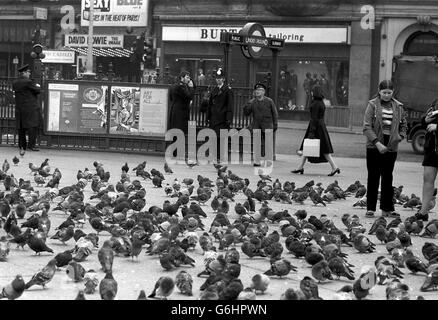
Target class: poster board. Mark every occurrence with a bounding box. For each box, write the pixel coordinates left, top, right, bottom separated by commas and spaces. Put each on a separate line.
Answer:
46, 82, 108, 134
137, 86, 168, 136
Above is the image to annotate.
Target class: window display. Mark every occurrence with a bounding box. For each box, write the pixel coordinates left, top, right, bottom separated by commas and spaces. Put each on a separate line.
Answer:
255, 59, 349, 110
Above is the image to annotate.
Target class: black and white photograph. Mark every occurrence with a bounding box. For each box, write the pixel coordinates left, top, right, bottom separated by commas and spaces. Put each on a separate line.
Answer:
0, 0, 438, 311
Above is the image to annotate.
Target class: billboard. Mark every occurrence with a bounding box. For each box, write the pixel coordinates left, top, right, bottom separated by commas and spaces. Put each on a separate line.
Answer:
47, 83, 108, 134
45, 81, 169, 137
81, 0, 149, 27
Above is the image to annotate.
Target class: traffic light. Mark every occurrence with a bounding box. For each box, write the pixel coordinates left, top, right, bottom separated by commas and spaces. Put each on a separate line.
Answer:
30, 44, 45, 84
142, 38, 153, 68
30, 44, 45, 59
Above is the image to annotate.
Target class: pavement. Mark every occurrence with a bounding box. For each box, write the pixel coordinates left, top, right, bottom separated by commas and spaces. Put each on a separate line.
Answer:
0, 145, 435, 301
278, 119, 363, 135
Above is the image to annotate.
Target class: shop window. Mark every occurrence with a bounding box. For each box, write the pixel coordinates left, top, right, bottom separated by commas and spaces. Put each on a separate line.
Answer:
404, 31, 438, 56
255, 58, 349, 110
164, 55, 222, 86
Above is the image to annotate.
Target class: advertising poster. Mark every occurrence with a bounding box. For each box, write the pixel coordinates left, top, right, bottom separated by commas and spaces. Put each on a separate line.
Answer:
78, 85, 108, 133
47, 82, 108, 134
81, 0, 149, 27
109, 86, 140, 134
138, 87, 169, 136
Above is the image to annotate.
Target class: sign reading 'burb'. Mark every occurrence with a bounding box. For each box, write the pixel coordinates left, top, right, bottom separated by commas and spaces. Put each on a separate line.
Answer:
162, 26, 349, 44
64, 34, 124, 48
81, 0, 149, 27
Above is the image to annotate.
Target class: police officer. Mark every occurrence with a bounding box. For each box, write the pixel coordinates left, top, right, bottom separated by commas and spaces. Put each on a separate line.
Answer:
12, 64, 42, 155
200, 68, 233, 163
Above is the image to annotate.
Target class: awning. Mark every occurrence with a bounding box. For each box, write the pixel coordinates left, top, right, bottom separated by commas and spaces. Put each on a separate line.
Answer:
63, 47, 133, 58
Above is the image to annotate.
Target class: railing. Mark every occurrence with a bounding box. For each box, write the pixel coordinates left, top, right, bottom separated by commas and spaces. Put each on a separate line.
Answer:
190, 86, 253, 129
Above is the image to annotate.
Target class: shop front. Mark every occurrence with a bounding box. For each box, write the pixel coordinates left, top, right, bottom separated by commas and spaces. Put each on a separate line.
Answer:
160, 23, 352, 125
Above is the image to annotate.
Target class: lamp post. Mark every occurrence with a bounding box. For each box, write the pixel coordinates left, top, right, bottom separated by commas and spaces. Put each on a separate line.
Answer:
12, 56, 19, 78
83, 0, 95, 79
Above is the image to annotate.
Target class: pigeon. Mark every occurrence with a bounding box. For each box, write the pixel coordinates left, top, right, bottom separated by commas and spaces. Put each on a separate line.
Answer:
264, 259, 297, 278
300, 276, 321, 300
280, 288, 306, 300
311, 260, 333, 283
84, 270, 99, 294
0, 275, 25, 300
148, 276, 175, 299
250, 273, 270, 294
328, 253, 355, 280
75, 290, 86, 300
0, 236, 10, 261
98, 240, 114, 273
164, 162, 173, 174
420, 219, 438, 238
24, 259, 57, 289
353, 234, 376, 253
352, 266, 377, 300
50, 225, 75, 244
12, 156, 19, 166
53, 249, 74, 268
99, 271, 118, 300
420, 270, 438, 292
175, 270, 193, 296
26, 232, 54, 255
405, 249, 428, 274
2, 160, 10, 173
121, 162, 129, 173
66, 261, 87, 282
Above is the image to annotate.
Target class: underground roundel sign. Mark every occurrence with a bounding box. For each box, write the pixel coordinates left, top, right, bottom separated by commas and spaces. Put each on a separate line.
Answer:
240, 22, 266, 59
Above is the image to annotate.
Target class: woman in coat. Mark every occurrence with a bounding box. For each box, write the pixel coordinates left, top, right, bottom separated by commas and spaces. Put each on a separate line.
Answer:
362, 80, 407, 218
416, 97, 438, 221
291, 85, 340, 176
168, 71, 195, 135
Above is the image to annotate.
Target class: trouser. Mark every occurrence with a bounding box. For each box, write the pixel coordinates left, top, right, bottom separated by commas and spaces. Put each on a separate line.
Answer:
366, 147, 397, 212
18, 127, 37, 150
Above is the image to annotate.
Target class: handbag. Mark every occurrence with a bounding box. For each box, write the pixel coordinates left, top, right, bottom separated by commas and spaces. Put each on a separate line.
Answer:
303, 138, 320, 157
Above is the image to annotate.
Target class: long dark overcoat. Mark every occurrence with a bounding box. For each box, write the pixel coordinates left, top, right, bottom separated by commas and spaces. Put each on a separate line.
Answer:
200, 85, 233, 131
168, 82, 195, 135
12, 77, 41, 129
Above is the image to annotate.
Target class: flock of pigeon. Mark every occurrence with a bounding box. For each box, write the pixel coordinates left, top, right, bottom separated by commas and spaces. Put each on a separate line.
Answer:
0, 154, 437, 300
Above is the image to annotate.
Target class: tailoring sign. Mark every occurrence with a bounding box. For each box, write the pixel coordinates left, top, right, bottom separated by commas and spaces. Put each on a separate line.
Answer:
64, 34, 124, 48
81, 0, 149, 27
162, 26, 349, 44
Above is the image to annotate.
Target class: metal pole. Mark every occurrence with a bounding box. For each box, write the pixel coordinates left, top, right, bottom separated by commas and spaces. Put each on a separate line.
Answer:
86, 0, 94, 75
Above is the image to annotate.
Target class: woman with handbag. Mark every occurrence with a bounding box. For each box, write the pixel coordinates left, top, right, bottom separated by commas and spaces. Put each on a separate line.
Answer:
291, 85, 340, 176
415, 98, 438, 221
363, 80, 407, 218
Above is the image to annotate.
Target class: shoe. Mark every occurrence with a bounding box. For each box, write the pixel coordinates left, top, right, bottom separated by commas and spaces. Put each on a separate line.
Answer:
328, 168, 341, 176
253, 163, 261, 167
365, 210, 375, 218
415, 212, 429, 221
19, 149, 25, 156
382, 211, 400, 218
28, 147, 40, 151
291, 168, 304, 174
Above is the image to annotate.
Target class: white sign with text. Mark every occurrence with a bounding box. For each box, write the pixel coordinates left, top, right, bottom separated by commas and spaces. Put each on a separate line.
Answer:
80, 0, 149, 27
162, 26, 349, 44
64, 34, 124, 48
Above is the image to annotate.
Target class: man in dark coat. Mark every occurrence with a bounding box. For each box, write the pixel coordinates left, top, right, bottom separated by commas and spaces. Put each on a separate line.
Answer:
243, 83, 278, 166
168, 71, 195, 135
12, 64, 42, 155
200, 68, 233, 163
